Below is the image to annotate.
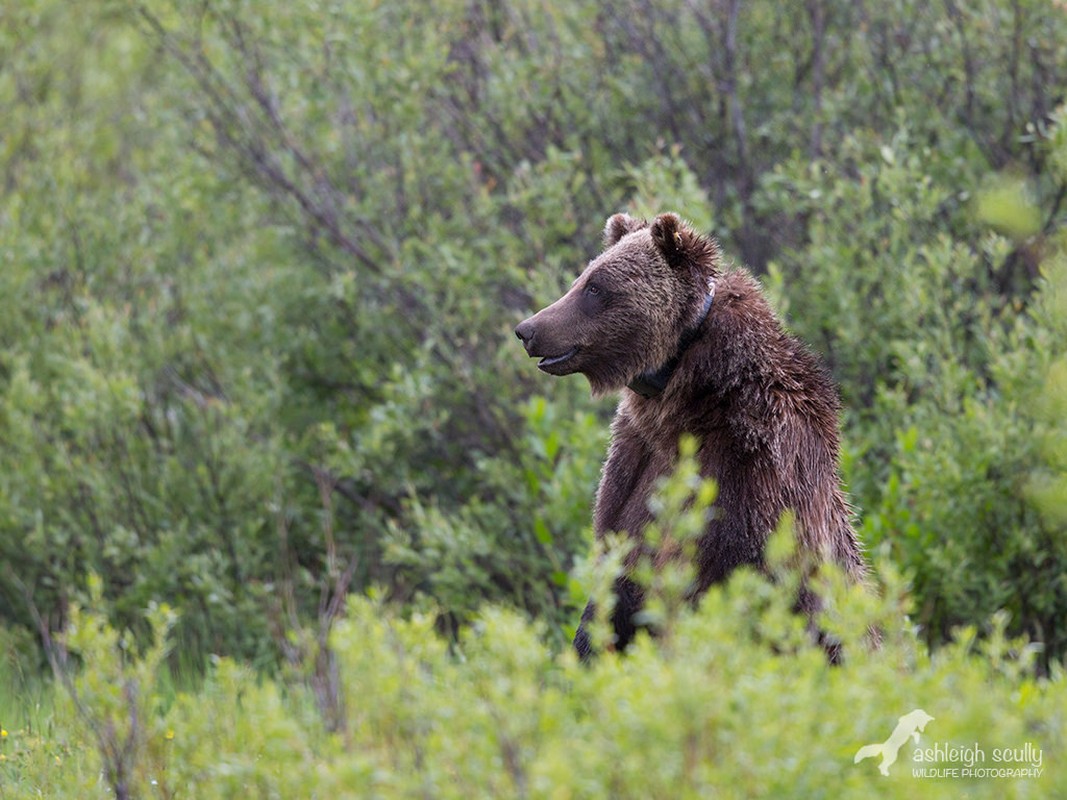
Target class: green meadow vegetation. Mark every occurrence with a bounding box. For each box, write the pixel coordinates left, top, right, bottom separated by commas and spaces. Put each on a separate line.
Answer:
1, 0, 1066, 796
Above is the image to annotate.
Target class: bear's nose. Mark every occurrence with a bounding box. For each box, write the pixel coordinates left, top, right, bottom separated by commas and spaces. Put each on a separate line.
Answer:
515, 319, 535, 353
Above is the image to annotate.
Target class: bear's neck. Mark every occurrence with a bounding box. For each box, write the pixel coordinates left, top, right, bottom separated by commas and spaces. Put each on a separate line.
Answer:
627, 281, 716, 399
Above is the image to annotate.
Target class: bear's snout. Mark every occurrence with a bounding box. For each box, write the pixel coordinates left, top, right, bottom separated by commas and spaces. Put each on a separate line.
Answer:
514, 318, 535, 354
515, 311, 581, 375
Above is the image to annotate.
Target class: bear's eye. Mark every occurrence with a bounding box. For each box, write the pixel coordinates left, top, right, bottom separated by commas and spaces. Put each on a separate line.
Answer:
578, 283, 606, 317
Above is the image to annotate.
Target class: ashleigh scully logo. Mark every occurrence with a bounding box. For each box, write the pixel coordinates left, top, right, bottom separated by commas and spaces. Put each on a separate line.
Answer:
854, 710, 1046, 780
854, 709, 935, 776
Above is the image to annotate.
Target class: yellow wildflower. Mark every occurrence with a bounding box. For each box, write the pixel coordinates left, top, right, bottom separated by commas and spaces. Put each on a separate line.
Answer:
165, 730, 175, 740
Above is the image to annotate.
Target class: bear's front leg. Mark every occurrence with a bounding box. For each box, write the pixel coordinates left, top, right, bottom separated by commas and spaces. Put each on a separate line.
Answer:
573, 575, 646, 660
573, 599, 597, 660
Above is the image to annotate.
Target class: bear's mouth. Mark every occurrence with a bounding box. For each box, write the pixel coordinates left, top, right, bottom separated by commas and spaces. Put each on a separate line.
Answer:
537, 347, 578, 373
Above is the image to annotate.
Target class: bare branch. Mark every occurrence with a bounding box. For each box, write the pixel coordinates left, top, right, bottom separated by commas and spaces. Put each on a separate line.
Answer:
806, 0, 826, 159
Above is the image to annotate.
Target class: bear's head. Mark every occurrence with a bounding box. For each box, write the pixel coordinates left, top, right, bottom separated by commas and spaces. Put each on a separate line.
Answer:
515, 212, 721, 396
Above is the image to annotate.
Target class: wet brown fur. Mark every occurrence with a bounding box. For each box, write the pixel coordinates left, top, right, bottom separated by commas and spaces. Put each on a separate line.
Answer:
515, 213, 867, 657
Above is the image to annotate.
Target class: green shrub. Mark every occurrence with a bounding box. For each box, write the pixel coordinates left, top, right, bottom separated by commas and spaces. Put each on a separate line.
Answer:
3, 553, 1065, 799
757, 117, 1067, 664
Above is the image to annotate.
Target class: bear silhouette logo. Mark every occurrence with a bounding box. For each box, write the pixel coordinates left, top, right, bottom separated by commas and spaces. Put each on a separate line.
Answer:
854, 709, 935, 776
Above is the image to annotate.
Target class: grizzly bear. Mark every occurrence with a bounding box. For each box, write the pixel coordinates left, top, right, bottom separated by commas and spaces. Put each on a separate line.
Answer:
515, 212, 867, 658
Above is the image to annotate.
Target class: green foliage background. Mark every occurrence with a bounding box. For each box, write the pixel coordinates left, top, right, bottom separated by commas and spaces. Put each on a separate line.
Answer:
1, 0, 1066, 795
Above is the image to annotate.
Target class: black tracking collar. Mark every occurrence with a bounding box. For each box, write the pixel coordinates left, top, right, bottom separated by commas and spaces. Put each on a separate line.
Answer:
627, 281, 715, 399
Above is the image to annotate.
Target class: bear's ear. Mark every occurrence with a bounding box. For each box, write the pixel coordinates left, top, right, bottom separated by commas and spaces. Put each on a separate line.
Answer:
650, 212, 687, 267
650, 212, 721, 272
603, 213, 646, 247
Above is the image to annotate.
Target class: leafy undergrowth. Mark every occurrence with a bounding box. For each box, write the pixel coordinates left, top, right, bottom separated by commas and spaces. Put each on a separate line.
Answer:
1, 559, 1063, 800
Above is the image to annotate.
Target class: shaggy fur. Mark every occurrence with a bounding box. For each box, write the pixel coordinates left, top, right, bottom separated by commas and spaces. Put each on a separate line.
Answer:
515, 213, 867, 658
